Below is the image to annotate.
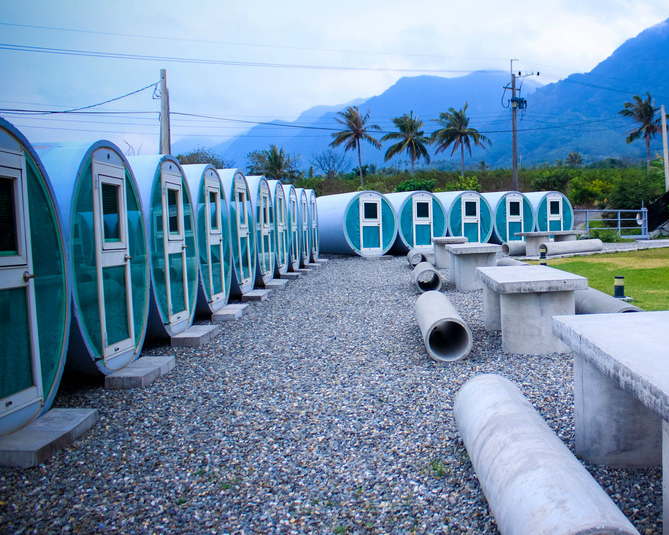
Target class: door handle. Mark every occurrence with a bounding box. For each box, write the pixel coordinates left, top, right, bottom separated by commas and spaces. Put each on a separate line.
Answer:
23, 271, 36, 282
124, 254, 133, 261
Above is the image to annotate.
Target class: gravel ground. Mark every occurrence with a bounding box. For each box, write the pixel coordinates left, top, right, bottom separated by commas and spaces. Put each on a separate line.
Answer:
0, 251, 664, 534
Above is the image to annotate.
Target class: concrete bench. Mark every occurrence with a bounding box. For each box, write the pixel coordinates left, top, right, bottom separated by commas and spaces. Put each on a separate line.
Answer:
477, 265, 587, 354
515, 230, 585, 256
432, 236, 468, 268
454, 374, 640, 535
443, 243, 502, 291
553, 311, 669, 532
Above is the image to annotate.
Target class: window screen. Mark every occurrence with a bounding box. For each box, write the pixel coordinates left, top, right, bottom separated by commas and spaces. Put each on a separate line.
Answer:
0, 178, 18, 255
509, 201, 521, 217
363, 202, 378, 220
550, 200, 560, 215
464, 201, 477, 217
416, 201, 429, 219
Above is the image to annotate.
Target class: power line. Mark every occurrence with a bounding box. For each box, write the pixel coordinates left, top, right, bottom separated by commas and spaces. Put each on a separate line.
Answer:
0, 42, 501, 75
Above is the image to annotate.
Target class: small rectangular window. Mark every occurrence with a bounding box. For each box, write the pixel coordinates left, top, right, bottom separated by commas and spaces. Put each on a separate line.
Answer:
509, 201, 521, 217
363, 202, 378, 220
465, 201, 477, 217
416, 201, 429, 219
101, 183, 121, 242
0, 178, 18, 255
550, 200, 561, 215
167, 188, 180, 235
209, 191, 219, 230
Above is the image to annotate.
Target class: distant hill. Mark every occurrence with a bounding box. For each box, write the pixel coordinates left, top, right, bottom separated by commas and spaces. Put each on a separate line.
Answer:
174, 17, 669, 171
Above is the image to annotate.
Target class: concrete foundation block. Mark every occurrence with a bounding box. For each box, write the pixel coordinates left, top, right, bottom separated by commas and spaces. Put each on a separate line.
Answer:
171, 324, 220, 347
0, 408, 99, 468
295, 268, 312, 274
281, 272, 301, 280
242, 289, 271, 302
314, 258, 329, 264
305, 262, 322, 268
105, 356, 176, 389
483, 286, 501, 331
212, 303, 249, 321
265, 278, 289, 290
363, 255, 393, 261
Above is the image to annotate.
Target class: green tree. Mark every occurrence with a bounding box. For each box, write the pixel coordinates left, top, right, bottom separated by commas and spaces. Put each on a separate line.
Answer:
176, 146, 234, 169
566, 151, 584, 168
330, 106, 381, 188
618, 93, 668, 174
431, 102, 491, 178
246, 145, 301, 181
380, 111, 431, 175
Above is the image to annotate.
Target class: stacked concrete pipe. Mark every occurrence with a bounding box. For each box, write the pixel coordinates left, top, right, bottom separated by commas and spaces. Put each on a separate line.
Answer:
542, 238, 603, 256
454, 374, 640, 535
413, 262, 442, 293
575, 287, 642, 314
415, 291, 473, 363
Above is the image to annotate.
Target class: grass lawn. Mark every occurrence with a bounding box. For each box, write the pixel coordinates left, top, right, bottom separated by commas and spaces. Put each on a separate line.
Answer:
541, 248, 669, 311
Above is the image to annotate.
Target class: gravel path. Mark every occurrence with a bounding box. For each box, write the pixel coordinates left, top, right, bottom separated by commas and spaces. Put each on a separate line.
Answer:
0, 254, 663, 534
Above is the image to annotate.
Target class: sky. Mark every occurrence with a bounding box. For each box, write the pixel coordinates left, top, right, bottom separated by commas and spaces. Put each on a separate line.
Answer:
1, 0, 668, 156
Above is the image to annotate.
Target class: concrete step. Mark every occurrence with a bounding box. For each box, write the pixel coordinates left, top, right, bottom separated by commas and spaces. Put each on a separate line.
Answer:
0, 408, 99, 468
211, 303, 249, 322
281, 272, 301, 280
171, 324, 220, 347
265, 278, 289, 290
242, 289, 271, 302
105, 356, 176, 389
305, 262, 322, 268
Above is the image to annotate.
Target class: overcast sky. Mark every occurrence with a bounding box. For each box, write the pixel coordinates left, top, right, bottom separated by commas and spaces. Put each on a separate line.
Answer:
1, 0, 667, 155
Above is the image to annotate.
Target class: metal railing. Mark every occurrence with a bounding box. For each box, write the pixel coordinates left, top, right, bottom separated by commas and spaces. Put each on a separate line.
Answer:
573, 208, 649, 240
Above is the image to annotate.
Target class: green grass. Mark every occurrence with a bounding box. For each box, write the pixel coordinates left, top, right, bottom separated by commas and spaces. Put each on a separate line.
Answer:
543, 248, 669, 311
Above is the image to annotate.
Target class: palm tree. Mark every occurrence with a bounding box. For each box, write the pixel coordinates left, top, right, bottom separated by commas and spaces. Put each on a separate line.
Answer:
618, 93, 668, 174
247, 144, 300, 181
566, 151, 583, 168
431, 102, 491, 178
330, 106, 381, 188
381, 111, 431, 175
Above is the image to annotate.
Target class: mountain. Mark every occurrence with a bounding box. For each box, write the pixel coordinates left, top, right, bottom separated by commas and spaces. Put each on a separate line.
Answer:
176, 17, 669, 171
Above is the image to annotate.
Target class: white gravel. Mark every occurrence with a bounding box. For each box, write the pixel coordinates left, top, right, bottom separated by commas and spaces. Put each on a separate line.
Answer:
0, 253, 662, 534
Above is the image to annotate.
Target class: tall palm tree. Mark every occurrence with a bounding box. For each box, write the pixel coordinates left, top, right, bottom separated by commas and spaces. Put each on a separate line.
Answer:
330, 106, 381, 188
431, 102, 491, 178
618, 93, 668, 174
381, 111, 431, 175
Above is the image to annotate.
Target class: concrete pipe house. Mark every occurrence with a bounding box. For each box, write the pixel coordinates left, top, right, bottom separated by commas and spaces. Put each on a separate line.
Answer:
525, 191, 574, 232
482, 191, 535, 244
246, 176, 276, 287
306, 188, 319, 263
182, 164, 232, 315
219, 169, 256, 296
0, 120, 70, 435
317, 191, 398, 257
267, 180, 290, 277
386, 191, 447, 253
434, 190, 493, 243
129, 155, 198, 339
281, 183, 301, 272
294, 187, 311, 267
37, 141, 150, 376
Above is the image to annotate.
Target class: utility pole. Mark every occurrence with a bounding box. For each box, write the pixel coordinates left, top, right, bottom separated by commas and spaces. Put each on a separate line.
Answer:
506, 60, 538, 190
160, 69, 171, 155
662, 104, 669, 192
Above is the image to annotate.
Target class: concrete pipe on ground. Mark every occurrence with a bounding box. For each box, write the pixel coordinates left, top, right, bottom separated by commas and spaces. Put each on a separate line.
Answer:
413, 262, 442, 293
501, 241, 526, 256
575, 287, 642, 314
542, 238, 603, 256
415, 291, 473, 363
407, 248, 427, 267
454, 374, 641, 535
496, 257, 529, 267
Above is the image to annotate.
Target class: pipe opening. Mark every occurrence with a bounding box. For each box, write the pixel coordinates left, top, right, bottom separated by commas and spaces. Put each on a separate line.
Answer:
427, 320, 472, 362
408, 251, 425, 266
417, 270, 441, 292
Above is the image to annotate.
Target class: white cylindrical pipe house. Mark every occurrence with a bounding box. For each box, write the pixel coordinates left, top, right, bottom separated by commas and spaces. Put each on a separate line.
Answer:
219, 169, 256, 296
129, 155, 199, 339
267, 180, 290, 277
434, 190, 493, 243
482, 191, 535, 244
246, 176, 276, 286
0, 119, 71, 435
317, 191, 398, 257
182, 164, 232, 315
306, 188, 319, 263
386, 191, 447, 253
294, 187, 311, 267
525, 191, 574, 232
281, 183, 301, 272
38, 141, 150, 376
